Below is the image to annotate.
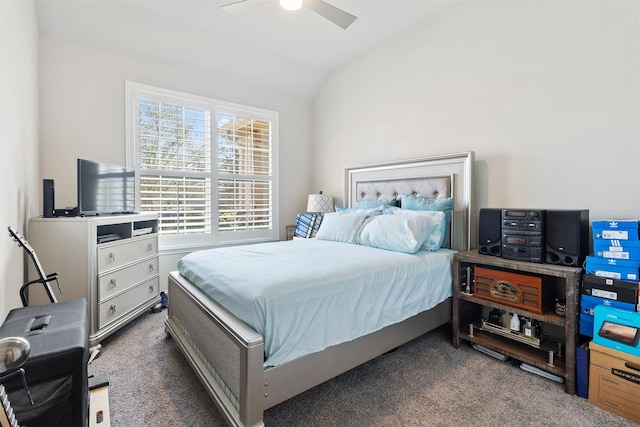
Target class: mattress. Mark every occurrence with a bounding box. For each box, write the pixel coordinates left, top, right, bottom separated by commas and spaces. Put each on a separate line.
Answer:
177, 238, 454, 367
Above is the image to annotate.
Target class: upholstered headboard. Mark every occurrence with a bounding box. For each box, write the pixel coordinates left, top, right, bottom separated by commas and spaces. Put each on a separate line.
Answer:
344, 152, 475, 252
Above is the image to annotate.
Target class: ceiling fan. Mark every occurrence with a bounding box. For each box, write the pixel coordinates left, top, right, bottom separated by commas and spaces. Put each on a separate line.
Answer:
221, 0, 358, 30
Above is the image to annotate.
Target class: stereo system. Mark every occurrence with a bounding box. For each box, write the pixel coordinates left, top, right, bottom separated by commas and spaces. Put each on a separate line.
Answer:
502, 209, 545, 263
478, 208, 589, 266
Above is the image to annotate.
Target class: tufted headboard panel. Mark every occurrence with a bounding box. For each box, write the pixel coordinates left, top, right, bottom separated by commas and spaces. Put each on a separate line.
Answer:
355, 176, 452, 203
344, 152, 475, 252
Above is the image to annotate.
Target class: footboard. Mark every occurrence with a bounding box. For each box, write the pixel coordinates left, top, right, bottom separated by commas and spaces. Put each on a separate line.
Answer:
164, 271, 265, 427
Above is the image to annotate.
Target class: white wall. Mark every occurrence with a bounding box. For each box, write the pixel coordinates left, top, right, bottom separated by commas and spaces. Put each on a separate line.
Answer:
38, 36, 313, 279
18, 1, 640, 309
313, 1, 640, 222
0, 0, 40, 320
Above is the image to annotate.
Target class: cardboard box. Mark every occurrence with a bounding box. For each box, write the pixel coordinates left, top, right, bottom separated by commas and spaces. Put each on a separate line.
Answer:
593, 305, 640, 357
580, 295, 636, 337
582, 274, 639, 305
586, 256, 640, 281
593, 220, 640, 241
594, 240, 640, 261
588, 342, 640, 424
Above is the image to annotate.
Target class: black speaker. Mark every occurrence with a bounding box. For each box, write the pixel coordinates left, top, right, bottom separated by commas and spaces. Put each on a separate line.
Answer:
545, 210, 589, 266
478, 208, 502, 256
0, 299, 88, 427
43, 179, 55, 218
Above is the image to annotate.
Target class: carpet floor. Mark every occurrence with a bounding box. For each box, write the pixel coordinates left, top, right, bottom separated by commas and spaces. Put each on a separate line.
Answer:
88, 310, 636, 427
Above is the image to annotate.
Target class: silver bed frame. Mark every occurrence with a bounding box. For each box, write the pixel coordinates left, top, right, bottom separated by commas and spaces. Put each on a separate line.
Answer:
165, 152, 475, 427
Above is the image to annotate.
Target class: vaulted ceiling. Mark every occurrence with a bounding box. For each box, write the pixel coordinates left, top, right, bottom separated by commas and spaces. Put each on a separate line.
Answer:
35, 0, 459, 99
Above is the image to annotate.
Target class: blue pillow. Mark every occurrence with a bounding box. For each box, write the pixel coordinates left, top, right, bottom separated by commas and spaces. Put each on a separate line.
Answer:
354, 197, 397, 209
381, 207, 446, 251
421, 213, 447, 251
357, 214, 436, 254
401, 194, 454, 248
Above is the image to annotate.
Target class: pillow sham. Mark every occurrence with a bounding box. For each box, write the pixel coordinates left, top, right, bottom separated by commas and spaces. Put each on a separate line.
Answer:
357, 214, 436, 254
315, 211, 369, 244
382, 207, 446, 251
400, 194, 454, 248
354, 197, 397, 210
293, 213, 323, 238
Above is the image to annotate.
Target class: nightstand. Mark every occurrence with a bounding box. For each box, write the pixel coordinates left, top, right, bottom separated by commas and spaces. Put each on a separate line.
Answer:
286, 225, 295, 240
452, 249, 582, 394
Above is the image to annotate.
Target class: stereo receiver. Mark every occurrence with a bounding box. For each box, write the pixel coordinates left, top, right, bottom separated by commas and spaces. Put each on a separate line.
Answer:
502, 233, 543, 247
502, 209, 545, 263
502, 209, 545, 232
479, 208, 589, 266
502, 209, 544, 221
501, 245, 545, 264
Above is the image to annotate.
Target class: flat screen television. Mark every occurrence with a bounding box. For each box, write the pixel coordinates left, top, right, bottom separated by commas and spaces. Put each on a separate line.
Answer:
77, 158, 136, 216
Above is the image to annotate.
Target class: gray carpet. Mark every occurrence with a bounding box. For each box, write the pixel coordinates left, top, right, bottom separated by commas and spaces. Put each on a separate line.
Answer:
88, 310, 636, 427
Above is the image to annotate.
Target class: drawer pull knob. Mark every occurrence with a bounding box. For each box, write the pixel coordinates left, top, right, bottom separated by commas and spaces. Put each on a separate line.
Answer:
110, 304, 117, 314
108, 253, 116, 263
149, 285, 154, 292
147, 243, 153, 250
149, 264, 154, 272
110, 278, 117, 288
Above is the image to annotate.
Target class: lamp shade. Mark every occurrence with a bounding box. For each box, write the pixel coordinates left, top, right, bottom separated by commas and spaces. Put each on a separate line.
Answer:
279, 0, 303, 11
307, 193, 334, 214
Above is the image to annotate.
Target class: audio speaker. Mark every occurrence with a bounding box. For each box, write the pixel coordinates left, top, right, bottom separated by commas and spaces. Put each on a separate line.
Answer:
43, 179, 55, 218
545, 209, 589, 266
478, 208, 502, 256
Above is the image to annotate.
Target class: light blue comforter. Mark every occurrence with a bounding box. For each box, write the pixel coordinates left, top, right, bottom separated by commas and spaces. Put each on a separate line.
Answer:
178, 239, 454, 367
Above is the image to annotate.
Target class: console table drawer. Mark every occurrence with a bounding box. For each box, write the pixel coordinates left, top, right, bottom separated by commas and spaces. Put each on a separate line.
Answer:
98, 258, 158, 302
98, 277, 159, 329
97, 235, 157, 273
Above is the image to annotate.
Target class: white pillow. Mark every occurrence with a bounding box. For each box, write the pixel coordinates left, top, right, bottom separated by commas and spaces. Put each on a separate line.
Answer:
315, 211, 369, 244
382, 207, 446, 251
357, 214, 437, 254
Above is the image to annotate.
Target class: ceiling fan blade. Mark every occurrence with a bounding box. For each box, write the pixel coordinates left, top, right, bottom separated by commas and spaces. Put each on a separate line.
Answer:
305, 0, 357, 30
220, 0, 250, 12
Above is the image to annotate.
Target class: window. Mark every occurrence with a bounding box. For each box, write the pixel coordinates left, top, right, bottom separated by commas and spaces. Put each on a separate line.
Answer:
126, 82, 279, 249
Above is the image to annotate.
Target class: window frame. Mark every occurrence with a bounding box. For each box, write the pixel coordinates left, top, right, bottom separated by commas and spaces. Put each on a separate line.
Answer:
125, 81, 279, 250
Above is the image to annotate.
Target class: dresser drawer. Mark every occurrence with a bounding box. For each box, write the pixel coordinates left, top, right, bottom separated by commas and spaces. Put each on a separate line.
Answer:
98, 258, 158, 302
99, 277, 159, 329
97, 235, 157, 273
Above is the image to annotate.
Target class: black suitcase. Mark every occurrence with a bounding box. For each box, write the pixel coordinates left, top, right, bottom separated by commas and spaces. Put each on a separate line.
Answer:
0, 299, 89, 427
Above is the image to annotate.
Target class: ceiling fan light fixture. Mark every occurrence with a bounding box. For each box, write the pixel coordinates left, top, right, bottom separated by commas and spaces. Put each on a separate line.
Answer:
279, 0, 303, 11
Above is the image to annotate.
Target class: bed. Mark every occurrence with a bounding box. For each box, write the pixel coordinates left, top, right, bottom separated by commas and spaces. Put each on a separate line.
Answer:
164, 151, 475, 427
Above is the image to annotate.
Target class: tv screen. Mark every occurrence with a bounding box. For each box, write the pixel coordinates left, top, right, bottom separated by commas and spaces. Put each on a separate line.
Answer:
77, 159, 136, 215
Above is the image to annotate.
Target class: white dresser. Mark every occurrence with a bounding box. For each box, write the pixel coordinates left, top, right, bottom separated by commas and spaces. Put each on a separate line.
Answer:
27, 214, 160, 348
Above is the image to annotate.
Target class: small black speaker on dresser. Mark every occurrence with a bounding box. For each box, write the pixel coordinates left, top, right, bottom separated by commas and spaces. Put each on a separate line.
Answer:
43, 179, 55, 218
478, 208, 502, 256
545, 209, 589, 266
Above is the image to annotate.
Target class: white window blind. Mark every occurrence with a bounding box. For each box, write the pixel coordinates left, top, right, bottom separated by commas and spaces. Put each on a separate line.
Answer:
126, 82, 279, 248
217, 114, 272, 232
